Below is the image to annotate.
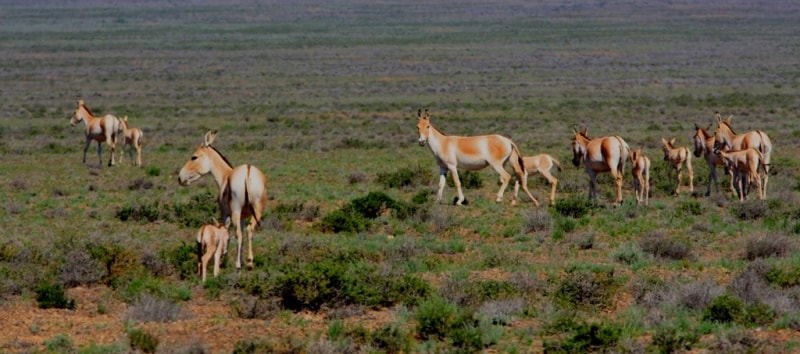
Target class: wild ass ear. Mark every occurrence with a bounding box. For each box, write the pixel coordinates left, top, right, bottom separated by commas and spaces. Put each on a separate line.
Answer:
669, 137, 676, 145
417, 109, 422, 118
725, 114, 733, 123
204, 130, 217, 147
78, 99, 85, 106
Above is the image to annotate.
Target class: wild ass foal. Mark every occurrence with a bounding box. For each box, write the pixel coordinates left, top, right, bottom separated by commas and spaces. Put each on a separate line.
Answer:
197, 218, 230, 282
119, 116, 144, 166
660, 137, 694, 195
179, 131, 267, 270
69, 99, 121, 167
416, 109, 538, 206
630, 148, 650, 206
693, 124, 734, 196
571, 127, 630, 204
516, 154, 561, 206
714, 114, 772, 198
714, 147, 765, 201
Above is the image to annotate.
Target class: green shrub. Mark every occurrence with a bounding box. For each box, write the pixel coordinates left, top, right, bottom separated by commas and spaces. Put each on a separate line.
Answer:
370, 324, 411, 353
316, 208, 370, 233
164, 241, 200, 280
35, 281, 76, 310
388, 274, 433, 307
639, 232, 691, 260
44, 334, 74, 353
415, 296, 458, 340
128, 328, 159, 353
145, 166, 160, 176
554, 195, 591, 218
87, 243, 142, 288
543, 322, 622, 353
676, 200, 703, 216
377, 165, 432, 189
554, 267, 617, 309
765, 265, 800, 288
743, 301, 775, 327
650, 325, 698, 353
116, 201, 166, 223
315, 192, 418, 233
703, 294, 745, 324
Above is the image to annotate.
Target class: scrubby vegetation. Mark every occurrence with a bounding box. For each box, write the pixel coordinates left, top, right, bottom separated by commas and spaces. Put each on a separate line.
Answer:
1, 0, 800, 352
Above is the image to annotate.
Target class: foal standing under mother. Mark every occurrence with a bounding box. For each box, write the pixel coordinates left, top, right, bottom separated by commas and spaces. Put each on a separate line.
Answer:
713, 114, 772, 198
571, 127, 630, 204
178, 131, 267, 270
69, 99, 121, 167
416, 109, 538, 206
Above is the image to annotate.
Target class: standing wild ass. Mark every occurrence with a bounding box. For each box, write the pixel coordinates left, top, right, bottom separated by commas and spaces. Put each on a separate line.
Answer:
119, 116, 144, 167
714, 147, 765, 201
693, 124, 734, 196
196, 218, 230, 282
713, 114, 772, 198
661, 137, 694, 195
516, 154, 561, 206
571, 127, 630, 204
416, 109, 538, 206
178, 131, 267, 270
69, 99, 121, 167
630, 147, 650, 206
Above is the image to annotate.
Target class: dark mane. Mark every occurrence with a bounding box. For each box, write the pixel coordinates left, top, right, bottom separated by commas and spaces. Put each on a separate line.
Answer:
81, 102, 94, 117
209, 146, 233, 169
722, 121, 737, 135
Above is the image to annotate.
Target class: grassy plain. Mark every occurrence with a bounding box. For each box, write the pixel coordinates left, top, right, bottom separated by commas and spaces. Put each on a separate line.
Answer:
1, 0, 800, 352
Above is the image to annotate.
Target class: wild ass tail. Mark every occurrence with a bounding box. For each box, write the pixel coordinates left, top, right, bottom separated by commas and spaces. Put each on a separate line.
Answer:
245, 165, 261, 227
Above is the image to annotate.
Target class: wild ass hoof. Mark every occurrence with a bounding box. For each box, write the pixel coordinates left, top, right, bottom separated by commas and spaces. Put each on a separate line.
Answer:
452, 197, 468, 206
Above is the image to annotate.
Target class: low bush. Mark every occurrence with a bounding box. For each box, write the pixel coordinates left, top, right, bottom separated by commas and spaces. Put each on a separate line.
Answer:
554, 195, 591, 218
125, 293, 187, 323
231, 295, 281, 320
543, 321, 622, 353
744, 234, 792, 260
87, 243, 143, 288
523, 209, 552, 233
164, 241, 200, 280
315, 192, 417, 233
639, 231, 692, 261
731, 199, 768, 220
446, 170, 483, 189
128, 328, 159, 354
703, 294, 745, 324
35, 281, 76, 310
59, 249, 104, 287
44, 334, 74, 353
554, 266, 618, 309
376, 165, 432, 189
650, 325, 699, 353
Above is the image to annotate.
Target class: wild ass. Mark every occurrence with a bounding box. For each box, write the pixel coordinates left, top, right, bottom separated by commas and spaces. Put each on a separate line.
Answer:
693, 124, 734, 196
516, 154, 561, 206
196, 218, 230, 282
713, 114, 772, 198
661, 137, 694, 195
714, 147, 765, 202
69, 99, 121, 167
571, 127, 630, 204
630, 147, 650, 206
416, 109, 538, 206
178, 131, 267, 270
119, 116, 144, 167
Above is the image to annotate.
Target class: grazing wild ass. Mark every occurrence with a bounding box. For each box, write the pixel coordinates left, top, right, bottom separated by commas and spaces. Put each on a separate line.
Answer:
660, 137, 694, 195
693, 124, 734, 196
630, 147, 650, 206
69, 99, 121, 167
416, 109, 538, 206
714, 147, 765, 201
119, 116, 144, 167
197, 218, 230, 282
713, 114, 772, 197
178, 131, 267, 270
571, 127, 630, 204
516, 154, 561, 206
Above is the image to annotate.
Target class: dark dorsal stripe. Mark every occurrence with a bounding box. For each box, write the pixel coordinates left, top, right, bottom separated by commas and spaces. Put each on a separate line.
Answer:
209, 146, 233, 169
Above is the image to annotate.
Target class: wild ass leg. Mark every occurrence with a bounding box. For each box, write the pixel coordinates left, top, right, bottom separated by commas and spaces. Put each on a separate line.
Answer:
539, 169, 558, 206
686, 156, 694, 193
82, 138, 91, 164
448, 165, 466, 205
201, 242, 215, 283
96, 141, 103, 167
231, 213, 244, 270
435, 167, 447, 203
612, 169, 624, 204
246, 219, 256, 269
674, 165, 682, 196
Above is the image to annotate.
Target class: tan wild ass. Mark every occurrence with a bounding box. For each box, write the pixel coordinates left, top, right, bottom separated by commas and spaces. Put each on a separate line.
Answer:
69, 99, 121, 167
416, 109, 538, 206
571, 127, 630, 204
196, 218, 230, 282
179, 131, 267, 270
714, 147, 765, 202
660, 137, 694, 195
713, 114, 772, 198
630, 147, 650, 206
693, 124, 734, 196
516, 154, 561, 206
119, 116, 144, 166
